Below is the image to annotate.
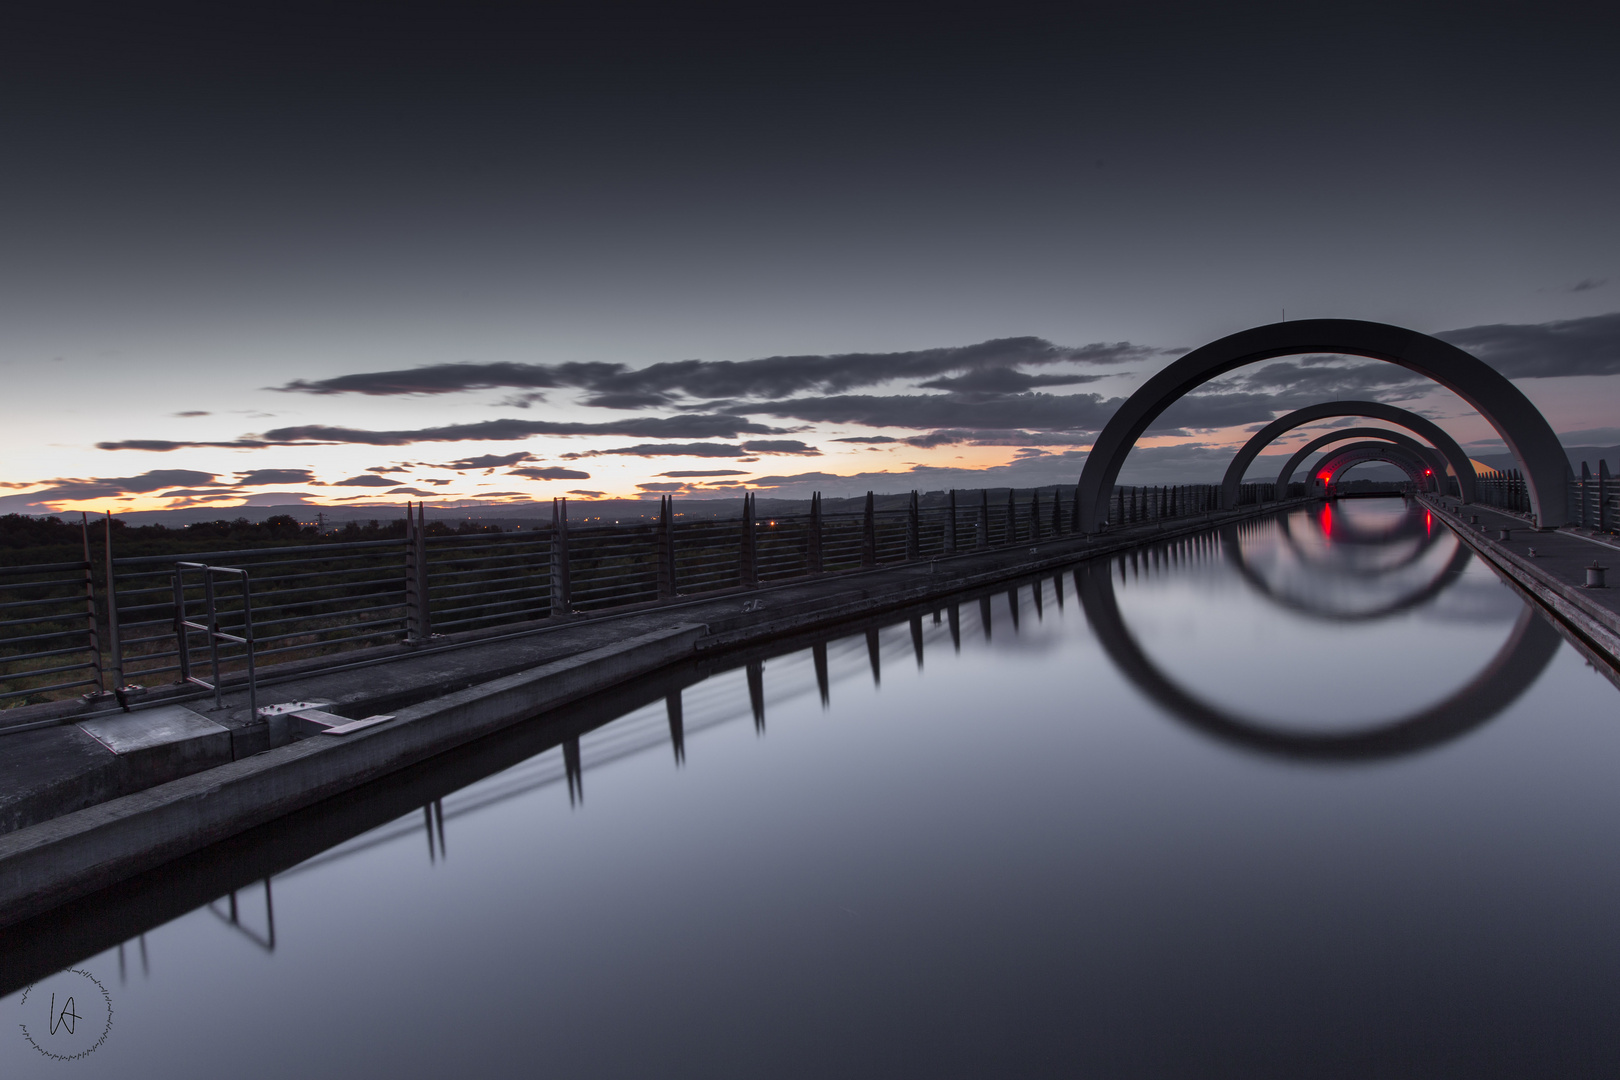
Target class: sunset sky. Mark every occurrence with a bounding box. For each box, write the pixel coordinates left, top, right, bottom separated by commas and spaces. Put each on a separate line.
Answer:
3, 2, 1618, 516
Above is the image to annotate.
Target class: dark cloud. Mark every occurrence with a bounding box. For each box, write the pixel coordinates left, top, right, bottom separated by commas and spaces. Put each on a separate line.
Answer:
1559, 427, 1620, 445
235, 468, 317, 486
1437, 312, 1620, 378
509, 467, 592, 481
173, 410, 210, 417
567, 490, 606, 498
275, 360, 616, 396
386, 487, 440, 496
746, 392, 1115, 431
270, 338, 1157, 404
579, 391, 679, 410
636, 482, 688, 492
563, 443, 756, 459
367, 465, 411, 473
25, 470, 221, 499
328, 474, 398, 487
740, 440, 820, 455
98, 414, 790, 450
657, 469, 751, 477
1571, 279, 1608, 293
433, 452, 537, 470
564, 440, 818, 459
916, 370, 1105, 395
1211, 356, 1430, 400
832, 436, 900, 444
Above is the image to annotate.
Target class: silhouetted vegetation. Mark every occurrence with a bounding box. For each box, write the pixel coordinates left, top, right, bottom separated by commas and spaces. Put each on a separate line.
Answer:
0, 513, 507, 567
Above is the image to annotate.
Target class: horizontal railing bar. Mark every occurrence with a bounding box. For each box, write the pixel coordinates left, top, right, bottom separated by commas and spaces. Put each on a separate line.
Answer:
0, 639, 96, 663
113, 538, 409, 568
0, 626, 94, 647
0, 658, 99, 681
251, 618, 409, 650
0, 677, 100, 700
0, 561, 91, 577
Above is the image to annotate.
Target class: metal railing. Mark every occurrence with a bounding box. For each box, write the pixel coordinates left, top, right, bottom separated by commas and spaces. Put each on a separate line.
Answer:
1569, 460, 1615, 533
1, 484, 1259, 709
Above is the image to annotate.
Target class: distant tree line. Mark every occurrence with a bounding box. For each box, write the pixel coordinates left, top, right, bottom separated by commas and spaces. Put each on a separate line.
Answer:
0, 513, 507, 565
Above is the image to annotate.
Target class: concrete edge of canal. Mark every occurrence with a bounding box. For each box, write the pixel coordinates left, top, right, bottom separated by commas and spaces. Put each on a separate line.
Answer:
0, 497, 1310, 931
1417, 495, 1620, 676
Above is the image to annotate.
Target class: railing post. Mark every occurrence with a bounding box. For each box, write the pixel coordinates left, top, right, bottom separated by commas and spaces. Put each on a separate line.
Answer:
1028, 489, 1041, 540
977, 490, 989, 550
1601, 460, 1611, 532
79, 513, 105, 693
945, 489, 958, 553
906, 490, 920, 560
808, 492, 824, 573
1579, 463, 1592, 527
103, 512, 125, 689
1006, 488, 1017, 544
551, 497, 572, 615
861, 491, 877, 568
1051, 488, 1062, 535
1072, 483, 1082, 533
405, 501, 432, 642
657, 495, 677, 599
740, 492, 759, 585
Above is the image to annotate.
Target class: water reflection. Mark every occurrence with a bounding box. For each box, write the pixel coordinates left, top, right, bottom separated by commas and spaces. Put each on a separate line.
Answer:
5, 497, 1618, 1078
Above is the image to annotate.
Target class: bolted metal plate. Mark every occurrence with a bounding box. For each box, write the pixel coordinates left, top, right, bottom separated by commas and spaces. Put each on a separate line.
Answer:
80, 704, 231, 756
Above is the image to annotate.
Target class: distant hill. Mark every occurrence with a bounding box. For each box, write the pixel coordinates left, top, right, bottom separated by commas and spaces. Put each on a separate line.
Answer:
1471, 446, 1620, 476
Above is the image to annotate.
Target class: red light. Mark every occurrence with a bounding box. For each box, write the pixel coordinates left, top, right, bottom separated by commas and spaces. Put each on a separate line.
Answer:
1424, 468, 1432, 475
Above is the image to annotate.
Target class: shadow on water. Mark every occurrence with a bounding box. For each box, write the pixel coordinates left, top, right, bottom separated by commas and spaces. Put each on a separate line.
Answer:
0, 497, 1568, 996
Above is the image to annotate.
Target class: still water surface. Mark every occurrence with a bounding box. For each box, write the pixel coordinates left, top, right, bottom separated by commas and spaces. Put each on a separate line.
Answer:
6, 497, 1620, 1078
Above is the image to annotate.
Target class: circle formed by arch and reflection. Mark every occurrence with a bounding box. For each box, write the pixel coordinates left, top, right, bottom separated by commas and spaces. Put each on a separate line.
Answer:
1276, 427, 1449, 497
1077, 319, 1569, 530
1219, 518, 1471, 624
1074, 554, 1562, 761
1218, 400, 1478, 508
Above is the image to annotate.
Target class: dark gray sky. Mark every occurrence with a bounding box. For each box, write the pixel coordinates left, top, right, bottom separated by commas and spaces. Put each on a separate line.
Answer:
4, 1, 1617, 509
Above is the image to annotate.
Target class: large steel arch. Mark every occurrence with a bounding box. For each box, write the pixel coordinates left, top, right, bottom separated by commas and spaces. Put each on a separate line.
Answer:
1218, 399, 1477, 508
1276, 428, 1447, 497
1078, 319, 1568, 530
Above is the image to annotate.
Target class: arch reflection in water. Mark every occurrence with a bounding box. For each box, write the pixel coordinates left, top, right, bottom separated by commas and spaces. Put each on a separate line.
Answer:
1079, 502, 1562, 761
1223, 505, 1472, 622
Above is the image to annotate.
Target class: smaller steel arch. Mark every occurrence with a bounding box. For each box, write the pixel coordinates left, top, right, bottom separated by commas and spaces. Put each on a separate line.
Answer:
1318, 445, 1441, 492
1219, 399, 1476, 508
1313, 441, 1435, 492
1276, 428, 1448, 496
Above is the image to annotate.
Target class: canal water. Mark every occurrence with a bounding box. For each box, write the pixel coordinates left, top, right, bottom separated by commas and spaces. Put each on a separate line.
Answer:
6, 497, 1620, 1078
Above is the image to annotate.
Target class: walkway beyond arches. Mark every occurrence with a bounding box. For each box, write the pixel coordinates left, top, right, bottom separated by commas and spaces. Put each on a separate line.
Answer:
1078, 319, 1568, 530
1218, 400, 1477, 508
